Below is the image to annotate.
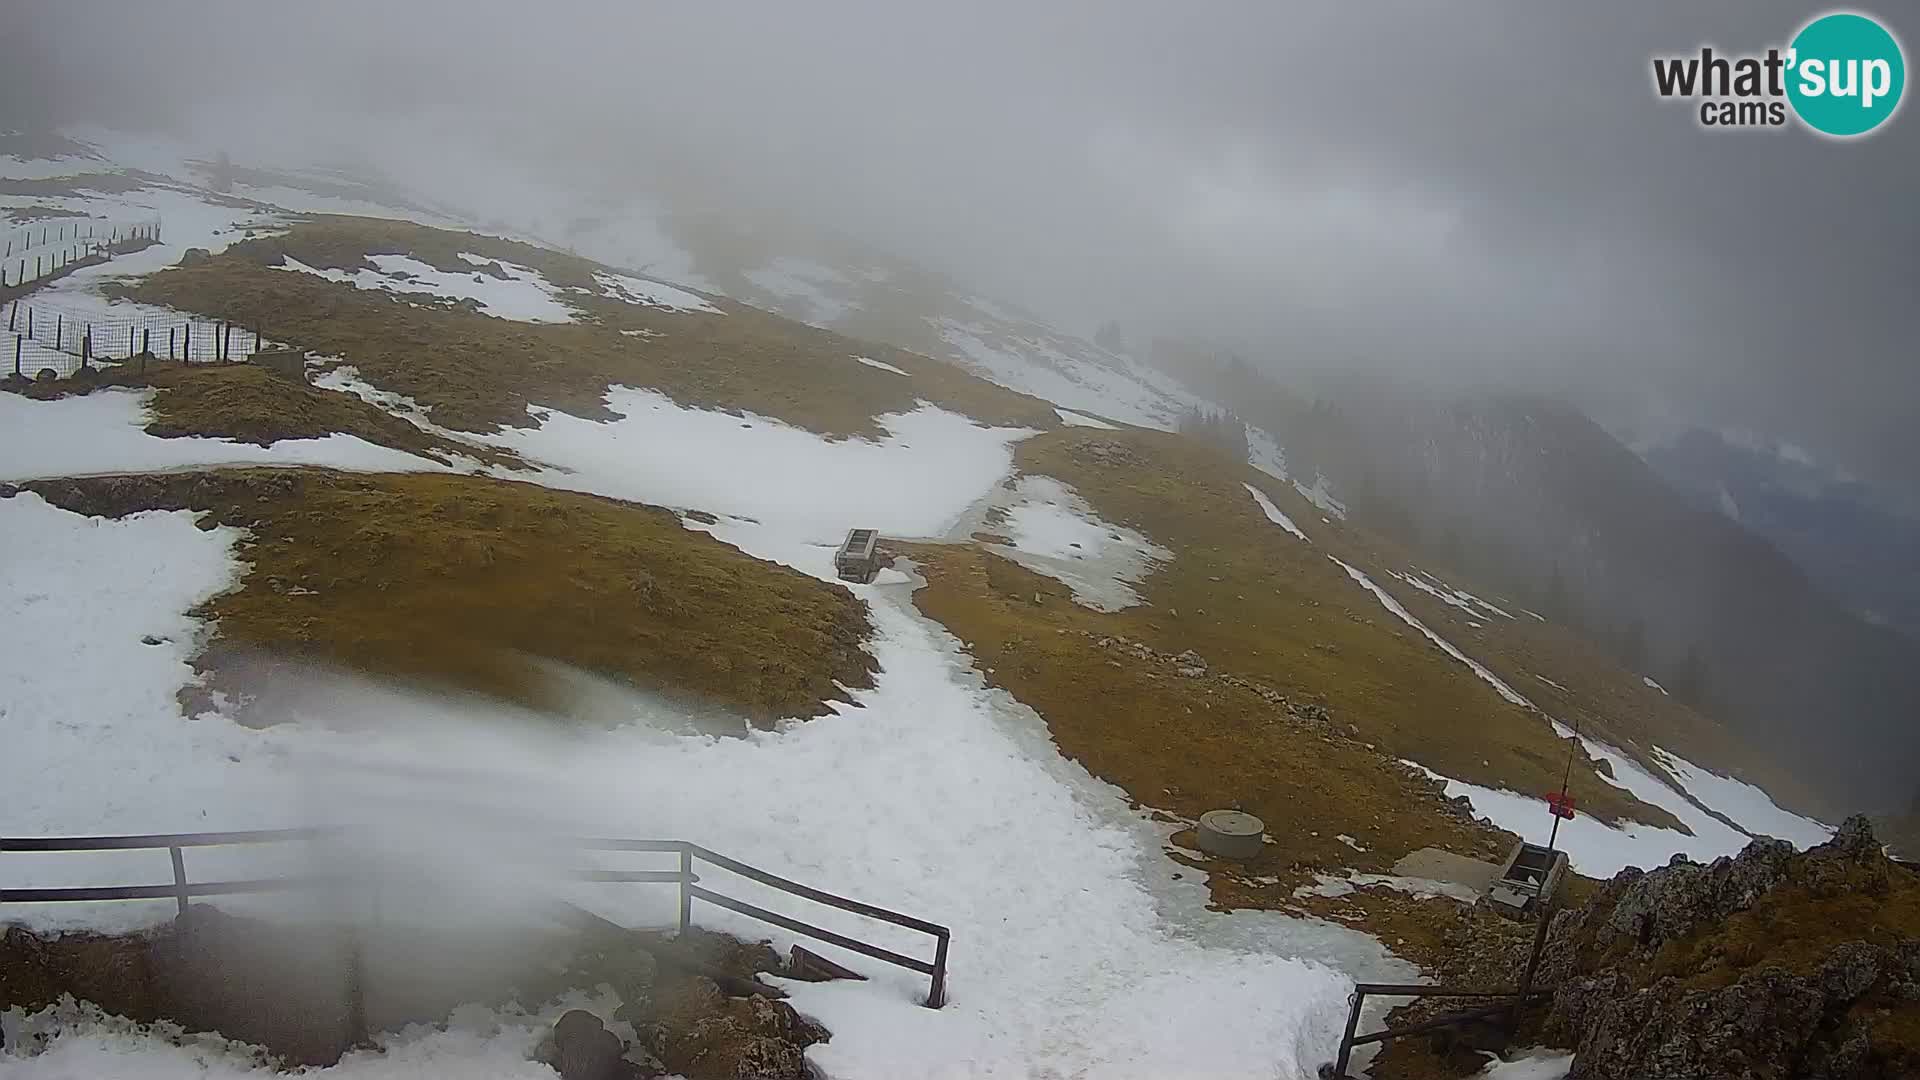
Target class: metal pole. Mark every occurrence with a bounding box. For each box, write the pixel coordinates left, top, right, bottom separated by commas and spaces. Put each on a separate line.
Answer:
1331, 988, 1365, 1077
169, 846, 189, 918
927, 931, 950, 1008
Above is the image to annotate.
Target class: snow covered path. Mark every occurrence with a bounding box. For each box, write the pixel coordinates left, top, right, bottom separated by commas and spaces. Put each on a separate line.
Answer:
0, 383, 1404, 1078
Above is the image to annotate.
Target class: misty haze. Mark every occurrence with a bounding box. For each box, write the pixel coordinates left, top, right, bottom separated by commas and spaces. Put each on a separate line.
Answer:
1, 3, 1916, 1079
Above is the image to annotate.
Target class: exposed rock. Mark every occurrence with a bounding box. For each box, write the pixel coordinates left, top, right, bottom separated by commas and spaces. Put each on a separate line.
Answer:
1528, 816, 1920, 1079
545, 1009, 638, 1080
178, 247, 211, 267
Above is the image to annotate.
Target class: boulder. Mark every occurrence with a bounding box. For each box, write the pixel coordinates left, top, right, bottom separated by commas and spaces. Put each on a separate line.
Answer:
544, 1009, 640, 1080
178, 248, 211, 268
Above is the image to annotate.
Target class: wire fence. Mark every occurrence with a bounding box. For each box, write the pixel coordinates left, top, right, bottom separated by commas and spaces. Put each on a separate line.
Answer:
0, 218, 163, 290
6, 296, 267, 380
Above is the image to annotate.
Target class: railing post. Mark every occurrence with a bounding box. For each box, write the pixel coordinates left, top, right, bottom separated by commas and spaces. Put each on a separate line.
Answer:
1331, 988, 1364, 1078
927, 930, 949, 1009
169, 845, 189, 918
677, 845, 693, 935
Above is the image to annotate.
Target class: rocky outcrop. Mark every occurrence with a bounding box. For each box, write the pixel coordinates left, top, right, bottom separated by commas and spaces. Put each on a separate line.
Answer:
1534, 816, 1920, 1079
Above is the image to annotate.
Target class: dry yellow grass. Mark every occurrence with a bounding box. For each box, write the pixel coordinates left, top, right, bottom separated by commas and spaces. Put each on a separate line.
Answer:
26, 469, 877, 725
115, 216, 1059, 439
980, 428, 1681, 831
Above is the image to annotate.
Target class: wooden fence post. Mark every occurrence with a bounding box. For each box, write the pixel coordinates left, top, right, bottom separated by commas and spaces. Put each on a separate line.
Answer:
168, 326, 175, 359
14, 334, 21, 378
54, 313, 61, 351
678, 845, 693, 935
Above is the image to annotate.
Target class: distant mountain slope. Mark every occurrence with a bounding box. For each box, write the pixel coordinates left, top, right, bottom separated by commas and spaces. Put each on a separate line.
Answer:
1643, 428, 1920, 642
1197, 367, 1920, 817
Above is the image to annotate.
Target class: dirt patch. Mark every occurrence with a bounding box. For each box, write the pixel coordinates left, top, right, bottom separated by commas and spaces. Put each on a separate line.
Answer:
115, 216, 1059, 439
21, 469, 877, 725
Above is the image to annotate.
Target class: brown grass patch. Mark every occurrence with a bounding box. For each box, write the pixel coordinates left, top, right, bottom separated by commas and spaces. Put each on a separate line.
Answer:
115, 216, 1058, 439
1650, 861, 1920, 991
987, 428, 1679, 830
907, 542, 1511, 883
24, 469, 876, 725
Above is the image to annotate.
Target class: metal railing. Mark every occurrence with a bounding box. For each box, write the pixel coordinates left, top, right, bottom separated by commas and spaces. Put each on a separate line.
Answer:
1326, 982, 1548, 1077
0, 828, 950, 1009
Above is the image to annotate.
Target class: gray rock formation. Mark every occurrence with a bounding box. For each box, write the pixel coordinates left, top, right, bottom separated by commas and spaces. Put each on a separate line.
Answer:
1535, 816, 1920, 1079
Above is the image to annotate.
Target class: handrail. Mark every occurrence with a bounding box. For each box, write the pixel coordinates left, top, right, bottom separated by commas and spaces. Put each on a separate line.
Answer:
1326, 982, 1550, 1078
1, 828, 950, 1008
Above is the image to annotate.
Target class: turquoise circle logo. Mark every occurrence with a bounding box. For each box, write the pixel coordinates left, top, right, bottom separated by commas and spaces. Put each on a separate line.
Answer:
1787, 12, 1906, 136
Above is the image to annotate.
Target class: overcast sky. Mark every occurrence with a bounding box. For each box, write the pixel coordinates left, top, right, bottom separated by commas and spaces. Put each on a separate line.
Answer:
7, 2, 1916, 507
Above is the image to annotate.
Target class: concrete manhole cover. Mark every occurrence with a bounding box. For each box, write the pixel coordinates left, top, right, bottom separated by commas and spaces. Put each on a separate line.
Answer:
1196, 809, 1266, 859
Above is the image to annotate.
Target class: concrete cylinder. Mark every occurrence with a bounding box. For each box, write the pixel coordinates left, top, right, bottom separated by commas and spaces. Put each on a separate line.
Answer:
1196, 810, 1266, 860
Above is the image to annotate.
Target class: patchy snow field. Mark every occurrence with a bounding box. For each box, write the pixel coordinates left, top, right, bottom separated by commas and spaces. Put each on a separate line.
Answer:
853, 355, 911, 377
1244, 481, 1310, 541
278, 254, 577, 323
591, 270, 721, 315
743, 256, 857, 327
1649, 746, 1833, 848
1054, 407, 1118, 429
1329, 557, 1532, 709
990, 475, 1172, 611
477, 388, 1030, 549
0, 388, 452, 481
933, 317, 1209, 432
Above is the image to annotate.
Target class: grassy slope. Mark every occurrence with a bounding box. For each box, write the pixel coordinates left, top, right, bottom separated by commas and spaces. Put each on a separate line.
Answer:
24, 469, 876, 725
118, 216, 1059, 439
997, 428, 1680, 830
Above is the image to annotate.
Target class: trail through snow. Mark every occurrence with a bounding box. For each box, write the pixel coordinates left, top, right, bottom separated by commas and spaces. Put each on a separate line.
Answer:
0, 383, 1406, 1078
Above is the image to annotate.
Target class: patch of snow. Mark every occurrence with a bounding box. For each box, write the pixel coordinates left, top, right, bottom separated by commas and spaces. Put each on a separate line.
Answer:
994, 475, 1172, 611
1476, 1052, 1575, 1079
853, 355, 910, 377
0, 996, 568, 1079
0, 155, 105, 181
1247, 426, 1289, 482
592, 270, 721, 315
1642, 675, 1668, 695
478, 387, 1032, 544
1293, 872, 1480, 905
1649, 746, 1833, 848
1293, 475, 1347, 519
0, 387, 451, 482
1402, 732, 1771, 879
744, 256, 856, 327
932, 317, 1211, 432
1329, 557, 1533, 710
1533, 673, 1568, 692
1054, 407, 1118, 429
1336, 834, 1366, 852
1393, 571, 1478, 614
1243, 482, 1309, 542
277, 254, 577, 323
